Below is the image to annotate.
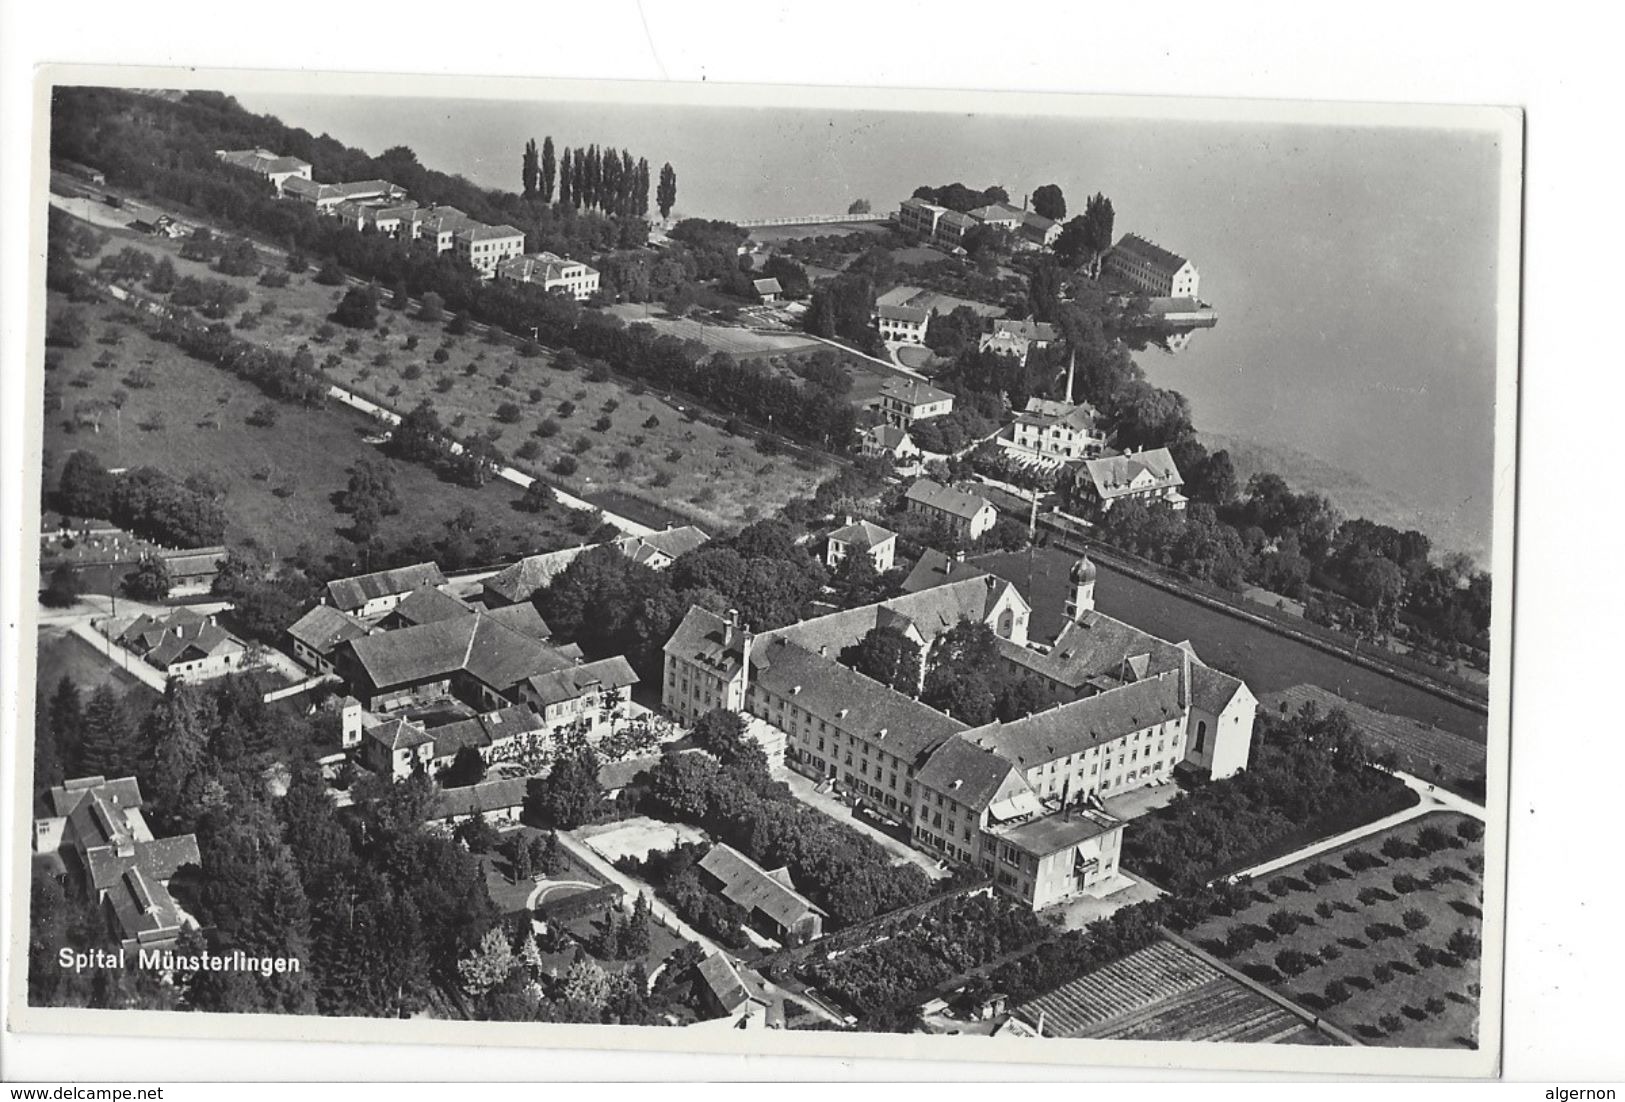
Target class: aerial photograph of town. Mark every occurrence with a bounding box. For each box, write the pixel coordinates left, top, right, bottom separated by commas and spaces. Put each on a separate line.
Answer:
18, 75, 1514, 1068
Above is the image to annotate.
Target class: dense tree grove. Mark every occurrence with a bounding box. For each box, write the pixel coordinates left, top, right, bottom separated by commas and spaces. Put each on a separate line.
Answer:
53, 451, 226, 547
1122, 703, 1417, 893
637, 749, 933, 926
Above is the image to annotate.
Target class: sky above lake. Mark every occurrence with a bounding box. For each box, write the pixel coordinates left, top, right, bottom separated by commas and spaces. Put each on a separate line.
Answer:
236, 90, 1505, 559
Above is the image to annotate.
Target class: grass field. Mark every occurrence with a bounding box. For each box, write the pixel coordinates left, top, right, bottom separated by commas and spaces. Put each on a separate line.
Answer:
1261, 685, 1487, 787
34, 629, 157, 702
43, 292, 572, 565
601, 303, 824, 357
1184, 813, 1485, 1049
63, 212, 829, 535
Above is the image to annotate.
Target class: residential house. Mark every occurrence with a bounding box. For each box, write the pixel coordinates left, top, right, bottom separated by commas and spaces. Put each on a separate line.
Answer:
375, 585, 474, 631
286, 604, 371, 675
116, 608, 247, 683
422, 705, 547, 776
1075, 448, 1187, 514
873, 303, 929, 344
215, 148, 312, 196
481, 527, 710, 607
697, 843, 826, 943
1104, 234, 1200, 299
858, 424, 921, 465
415, 206, 472, 253
1010, 398, 1107, 462
876, 377, 954, 430
496, 252, 601, 301
325, 561, 448, 618
979, 318, 1057, 366
899, 548, 983, 595
453, 223, 527, 280
522, 657, 640, 736
825, 518, 897, 574
935, 210, 979, 248
39, 776, 200, 954
751, 277, 783, 303
904, 479, 999, 541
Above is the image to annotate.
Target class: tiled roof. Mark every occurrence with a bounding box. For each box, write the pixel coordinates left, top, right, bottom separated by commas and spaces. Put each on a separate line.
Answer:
698, 843, 825, 930
695, 952, 752, 1014
326, 562, 447, 612
288, 605, 371, 655
828, 519, 895, 549
1112, 233, 1190, 275
155, 546, 227, 575
365, 716, 435, 753
905, 479, 995, 522
338, 612, 575, 693
968, 203, 1025, 223
429, 778, 529, 821
524, 655, 639, 707
862, 424, 910, 451
388, 585, 473, 627
105, 866, 186, 944
485, 527, 709, 604
899, 548, 982, 594
915, 737, 1021, 813
752, 278, 783, 295
1000, 611, 1187, 691
217, 148, 310, 175
1082, 448, 1184, 499
963, 672, 1185, 770
484, 602, 552, 641
50, 775, 142, 819
751, 637, 966, 765
146, 621, 240, 667
879, 377, 953, 408
85, 834, 200, 893
876, 303, 929, 324
1190, 661, 1248, 715
457, 222, 525, 243
762, 573, 1019, 660
985, 318, 1057, 344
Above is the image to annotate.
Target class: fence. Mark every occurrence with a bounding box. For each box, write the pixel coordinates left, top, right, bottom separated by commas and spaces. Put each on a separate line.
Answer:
735, 213, 890, 228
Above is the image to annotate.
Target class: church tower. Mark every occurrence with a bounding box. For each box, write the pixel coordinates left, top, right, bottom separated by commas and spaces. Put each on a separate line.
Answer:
1065, 552, 1098, 622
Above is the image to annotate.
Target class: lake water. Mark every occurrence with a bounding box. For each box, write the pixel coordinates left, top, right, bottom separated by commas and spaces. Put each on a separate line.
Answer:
236, 91, 1505, 560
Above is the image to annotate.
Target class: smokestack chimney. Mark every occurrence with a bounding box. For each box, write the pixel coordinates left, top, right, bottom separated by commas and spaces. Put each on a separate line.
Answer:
1065, 349, 1076, 406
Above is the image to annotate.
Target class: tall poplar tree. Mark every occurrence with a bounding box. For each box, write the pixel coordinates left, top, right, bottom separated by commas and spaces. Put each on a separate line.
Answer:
634, 158, 651, 218
522, 138, 539, 198
559, 147, 573, 207
541, 135, 557, 202
657, 162, 677, 221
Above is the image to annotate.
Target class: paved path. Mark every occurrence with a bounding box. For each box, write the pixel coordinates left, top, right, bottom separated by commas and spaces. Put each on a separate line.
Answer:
1224, 770, 1486, 884
326, 385, 654, 538
773, 765, 951, 882
67, 619, 169, 692
556, 830, 721, 956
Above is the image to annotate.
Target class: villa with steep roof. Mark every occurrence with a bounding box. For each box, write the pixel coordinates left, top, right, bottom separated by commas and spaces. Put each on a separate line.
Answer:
115, 608, 247, 683
876, 377, 954, 430
1075, 448, 1187, 514
826, 518, 897, 573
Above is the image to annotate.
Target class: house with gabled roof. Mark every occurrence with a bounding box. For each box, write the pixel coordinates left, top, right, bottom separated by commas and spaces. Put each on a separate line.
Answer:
697, 843, 825, 943
690, 952, 784, 1029
325, 561, 448, 618
905, 478, 999, 540
873, 303, 929, 344
858, 424, 921, 466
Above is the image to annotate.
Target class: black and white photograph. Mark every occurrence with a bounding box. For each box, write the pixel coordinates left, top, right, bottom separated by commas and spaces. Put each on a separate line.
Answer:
4, 47, 1536, 1085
